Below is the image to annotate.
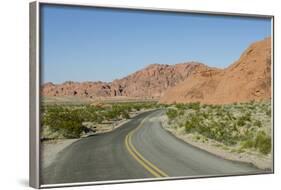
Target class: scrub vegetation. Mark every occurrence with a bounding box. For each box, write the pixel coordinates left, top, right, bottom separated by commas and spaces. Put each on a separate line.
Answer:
166, 101, 272, 155
41, 102, 160, 140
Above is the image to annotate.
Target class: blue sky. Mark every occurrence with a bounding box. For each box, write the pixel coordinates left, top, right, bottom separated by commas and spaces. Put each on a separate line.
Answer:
41, 4, 272, 84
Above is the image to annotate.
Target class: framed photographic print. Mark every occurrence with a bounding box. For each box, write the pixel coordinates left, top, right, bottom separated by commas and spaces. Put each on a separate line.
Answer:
29, 1, 274, 188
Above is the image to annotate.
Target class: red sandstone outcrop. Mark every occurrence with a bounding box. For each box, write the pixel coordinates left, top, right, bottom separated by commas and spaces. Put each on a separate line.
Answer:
159, 37, 272, 104
41, 62, 205, 99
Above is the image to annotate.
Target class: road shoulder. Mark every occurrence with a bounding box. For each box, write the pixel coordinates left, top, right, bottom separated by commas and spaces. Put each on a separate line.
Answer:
41, 139, 79, 169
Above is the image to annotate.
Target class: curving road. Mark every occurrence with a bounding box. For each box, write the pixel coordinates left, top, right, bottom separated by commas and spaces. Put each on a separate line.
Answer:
42, 110, 263, 185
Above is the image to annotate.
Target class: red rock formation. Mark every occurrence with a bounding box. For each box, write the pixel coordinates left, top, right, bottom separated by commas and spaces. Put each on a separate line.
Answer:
110, 63, 206, 98
41, 81, 111, 98
159, 37, 272, 104
41, 62, 205, 99
42, 37, 272, 104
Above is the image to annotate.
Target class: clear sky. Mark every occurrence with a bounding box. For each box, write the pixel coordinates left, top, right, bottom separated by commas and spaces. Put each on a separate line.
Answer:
41, 4, 272, 84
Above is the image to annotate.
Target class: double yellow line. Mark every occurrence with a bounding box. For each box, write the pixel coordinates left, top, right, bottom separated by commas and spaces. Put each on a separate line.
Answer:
124, 119, 168, 178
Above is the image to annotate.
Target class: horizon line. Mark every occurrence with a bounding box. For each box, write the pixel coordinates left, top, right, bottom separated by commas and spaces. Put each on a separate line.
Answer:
42, 36, 271, 85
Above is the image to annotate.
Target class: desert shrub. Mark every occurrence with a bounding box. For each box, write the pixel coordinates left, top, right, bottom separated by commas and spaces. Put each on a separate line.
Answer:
266, 109, 271, 117
121, 111, 130, 119
187, 102, 201, 111
236, 113, 251, 127
226, 111, 234, 120
215, 109, 224, 117
165, 100, 271, 154
241, 139, 254, 149
41, 102, 160, 139
254, 131, 271, 154
244, 112, 251, 121
201, 104, 208, 109
134, 105, 141, 111
105, 110, 119, 120
184, 113, 201, 133
201, 111, 209, 119
175, 103, 186, 110
43, 107, 85, 138
237, 117, 246, 127
184, 120, 194, 133
253, 120, 262, 128
178, 110, 184, 116
166, 109, 178, 120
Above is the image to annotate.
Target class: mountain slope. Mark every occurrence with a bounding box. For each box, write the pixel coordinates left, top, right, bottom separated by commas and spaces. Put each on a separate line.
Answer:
42, 62, 209, 99
159, 37, 272, 104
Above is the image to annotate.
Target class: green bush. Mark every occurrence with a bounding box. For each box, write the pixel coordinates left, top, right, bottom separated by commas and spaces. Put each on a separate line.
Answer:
244, 112, 251, 121
179, 110, 184, 116
166, 109, 178, 120
188, 102, 201, 111
164, 101, 271, 154
184, 120, 194, 133
241, 139, 254, 149
175, 103, 186, 110
121, 111, 130, 119
237, 117, 246, 127
253, 120, 262, 128
42, 102, 159, 139
43, 107, 85, 138
255, 131, 271, 154
266, 109, 271, 117
226, 111, 234, 120
237, 113, 251, 127
184, 113, 200, 133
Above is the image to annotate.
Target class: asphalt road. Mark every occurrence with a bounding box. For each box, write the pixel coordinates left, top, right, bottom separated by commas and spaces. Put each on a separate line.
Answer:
42, 110, 263, 185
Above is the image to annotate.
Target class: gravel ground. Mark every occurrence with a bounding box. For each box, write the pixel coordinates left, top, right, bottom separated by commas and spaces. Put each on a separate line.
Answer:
41, 139, 79, 169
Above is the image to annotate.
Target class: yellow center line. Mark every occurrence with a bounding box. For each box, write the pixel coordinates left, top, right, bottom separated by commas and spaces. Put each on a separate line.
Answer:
124, 134, 162, 178
124, 117, 169, 178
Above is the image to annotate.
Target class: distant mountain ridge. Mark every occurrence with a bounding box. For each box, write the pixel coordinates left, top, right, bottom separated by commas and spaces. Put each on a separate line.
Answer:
42, 62, 211, 99
42, 37, 272, 104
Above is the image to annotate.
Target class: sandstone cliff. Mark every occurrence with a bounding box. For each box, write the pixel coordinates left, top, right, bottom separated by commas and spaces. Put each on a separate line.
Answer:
159, 37, 272, 104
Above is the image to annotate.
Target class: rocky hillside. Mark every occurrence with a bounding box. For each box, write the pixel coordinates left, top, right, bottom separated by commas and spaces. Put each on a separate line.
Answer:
159, 37, 272, 104
42, 37, 271, 104
42, 62, 208, 99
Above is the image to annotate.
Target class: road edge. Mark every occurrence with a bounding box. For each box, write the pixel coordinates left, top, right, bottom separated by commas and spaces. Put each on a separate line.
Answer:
158, 116, 272, 171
